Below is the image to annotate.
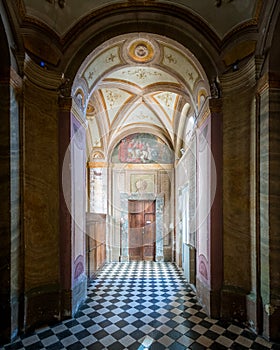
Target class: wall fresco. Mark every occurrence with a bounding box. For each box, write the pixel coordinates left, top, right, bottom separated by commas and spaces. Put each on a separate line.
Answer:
112, 133, 174, 164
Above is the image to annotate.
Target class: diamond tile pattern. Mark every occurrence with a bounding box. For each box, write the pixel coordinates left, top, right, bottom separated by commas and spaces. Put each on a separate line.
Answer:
2, 262, 279, 349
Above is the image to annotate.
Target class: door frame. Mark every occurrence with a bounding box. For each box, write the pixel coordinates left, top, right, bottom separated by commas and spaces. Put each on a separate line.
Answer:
120, 192, 164, 262
128, 200, 156, 261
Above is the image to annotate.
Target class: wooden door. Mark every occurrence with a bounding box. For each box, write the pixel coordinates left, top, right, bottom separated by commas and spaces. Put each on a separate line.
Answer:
128, 200, 155, 261
86, 213, 106, 278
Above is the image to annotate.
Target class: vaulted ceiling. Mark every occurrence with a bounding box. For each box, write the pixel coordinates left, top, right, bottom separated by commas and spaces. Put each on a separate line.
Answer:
3, 0, 264, 162
22, 0, 259, 39
73, 34, 209, 160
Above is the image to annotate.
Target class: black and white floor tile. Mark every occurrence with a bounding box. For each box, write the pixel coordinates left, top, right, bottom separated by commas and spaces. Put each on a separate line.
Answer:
2, 262, 280, 350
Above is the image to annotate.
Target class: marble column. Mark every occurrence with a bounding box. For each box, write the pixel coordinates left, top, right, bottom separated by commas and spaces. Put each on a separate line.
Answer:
59, 95, 72, 317
219, 57, 257, 323
220, 58, 257, 321
0, 67, 22, 343
120, 193, 129, 261
258, 72, 280, 341
155, 195, 164, 262
22, 56, 61, 330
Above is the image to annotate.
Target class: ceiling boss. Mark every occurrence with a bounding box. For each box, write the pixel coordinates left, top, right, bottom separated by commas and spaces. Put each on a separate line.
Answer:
128, 39, 155, 63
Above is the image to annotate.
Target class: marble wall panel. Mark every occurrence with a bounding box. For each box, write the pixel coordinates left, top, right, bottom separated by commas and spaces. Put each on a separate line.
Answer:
259, 89, 270, 304
10, 86, 21, 339
175, 135, 197, 266
23, 78, 60, 328
221, 75, 254, 292
0, 80, 12, 342
268, 88, 280, 302
259, 83, 280, 340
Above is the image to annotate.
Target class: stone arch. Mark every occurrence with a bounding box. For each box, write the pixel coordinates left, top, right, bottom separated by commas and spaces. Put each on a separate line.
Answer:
60, 6, 221, 85
58, 9, 223, 321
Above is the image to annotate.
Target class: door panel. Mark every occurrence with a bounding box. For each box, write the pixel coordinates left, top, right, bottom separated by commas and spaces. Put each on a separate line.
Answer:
128, 200, 155, 261
86, 213, 106, 278
143, 213, 155, 261
129, 212, 143, 260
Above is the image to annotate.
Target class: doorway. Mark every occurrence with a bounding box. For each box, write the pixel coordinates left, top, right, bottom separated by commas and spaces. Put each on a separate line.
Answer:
128, 200, 155, 261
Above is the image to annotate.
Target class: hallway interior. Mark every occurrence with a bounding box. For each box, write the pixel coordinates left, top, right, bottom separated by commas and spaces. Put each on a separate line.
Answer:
2, 262, 278, 350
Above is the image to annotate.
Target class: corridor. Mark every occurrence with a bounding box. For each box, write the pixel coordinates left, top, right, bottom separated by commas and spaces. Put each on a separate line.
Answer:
3, 262, 278, 350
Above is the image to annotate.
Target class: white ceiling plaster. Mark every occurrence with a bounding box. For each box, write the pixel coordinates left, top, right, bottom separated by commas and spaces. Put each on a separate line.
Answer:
80, 33, 210, 158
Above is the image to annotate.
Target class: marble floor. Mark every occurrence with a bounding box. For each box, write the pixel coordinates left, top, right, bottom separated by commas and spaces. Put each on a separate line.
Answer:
2, 262, 280, 350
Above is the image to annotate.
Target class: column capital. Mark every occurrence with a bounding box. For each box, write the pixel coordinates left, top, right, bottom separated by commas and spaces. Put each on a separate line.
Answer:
87, 161, 108, 168
59, 96, 73, 111
209, 97, 223, 113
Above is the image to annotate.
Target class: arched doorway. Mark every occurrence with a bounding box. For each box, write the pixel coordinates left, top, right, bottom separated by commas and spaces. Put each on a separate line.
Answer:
62, 32, 222, 319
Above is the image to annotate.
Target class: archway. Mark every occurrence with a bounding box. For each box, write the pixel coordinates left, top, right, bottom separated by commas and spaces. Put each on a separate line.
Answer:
61, 31, 222, 319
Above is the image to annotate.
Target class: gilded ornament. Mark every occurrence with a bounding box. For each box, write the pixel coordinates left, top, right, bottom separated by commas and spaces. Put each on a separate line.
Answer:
128, 40, 155, 63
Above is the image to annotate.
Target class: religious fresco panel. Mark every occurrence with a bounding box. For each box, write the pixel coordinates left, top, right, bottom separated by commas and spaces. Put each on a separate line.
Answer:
112, 133, 174, 164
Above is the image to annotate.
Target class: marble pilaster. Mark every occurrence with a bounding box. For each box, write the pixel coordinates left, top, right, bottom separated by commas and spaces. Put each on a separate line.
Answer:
258, 73, 280, 341
219, 57, 257, 322
155, 195, 164, 261
195, 98, 223, 319
22, 56, 61, 330
0, 67, 22, 343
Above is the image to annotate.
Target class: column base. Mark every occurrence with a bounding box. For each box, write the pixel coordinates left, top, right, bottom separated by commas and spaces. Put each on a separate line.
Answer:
220, 286, 247, 322
196, 278, 221, 319
72, 274, 87, 317
156, 255, 164, 262
263, 303, 280, 342
24, 284, 60, 332
119, 256, 129, 262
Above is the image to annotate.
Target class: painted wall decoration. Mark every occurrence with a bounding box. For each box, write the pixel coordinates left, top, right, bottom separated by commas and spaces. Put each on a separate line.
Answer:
130, 174, 155, 193
112, 133, 174, 164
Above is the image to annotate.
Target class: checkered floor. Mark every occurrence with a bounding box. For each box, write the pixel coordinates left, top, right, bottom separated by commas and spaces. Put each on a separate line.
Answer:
2, 262, 280, 350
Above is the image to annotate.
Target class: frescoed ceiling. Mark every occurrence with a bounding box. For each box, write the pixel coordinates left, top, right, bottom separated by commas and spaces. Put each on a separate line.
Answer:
79, 33, 209, 160
6, 1, 262, 161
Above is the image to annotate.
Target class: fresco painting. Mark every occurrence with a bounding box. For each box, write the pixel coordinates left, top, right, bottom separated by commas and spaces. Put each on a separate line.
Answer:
112, 133, 174, 164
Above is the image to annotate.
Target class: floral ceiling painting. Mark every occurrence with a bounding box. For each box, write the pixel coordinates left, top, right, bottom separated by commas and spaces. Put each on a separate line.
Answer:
112, 133, 174, 164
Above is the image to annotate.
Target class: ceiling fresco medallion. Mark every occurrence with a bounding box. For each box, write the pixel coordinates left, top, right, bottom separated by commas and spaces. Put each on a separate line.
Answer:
86, 102, 96, 120
128, 39, 155, 63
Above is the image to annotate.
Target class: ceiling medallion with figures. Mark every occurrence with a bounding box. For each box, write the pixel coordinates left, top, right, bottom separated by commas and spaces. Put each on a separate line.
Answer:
128, 40, 155, 63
